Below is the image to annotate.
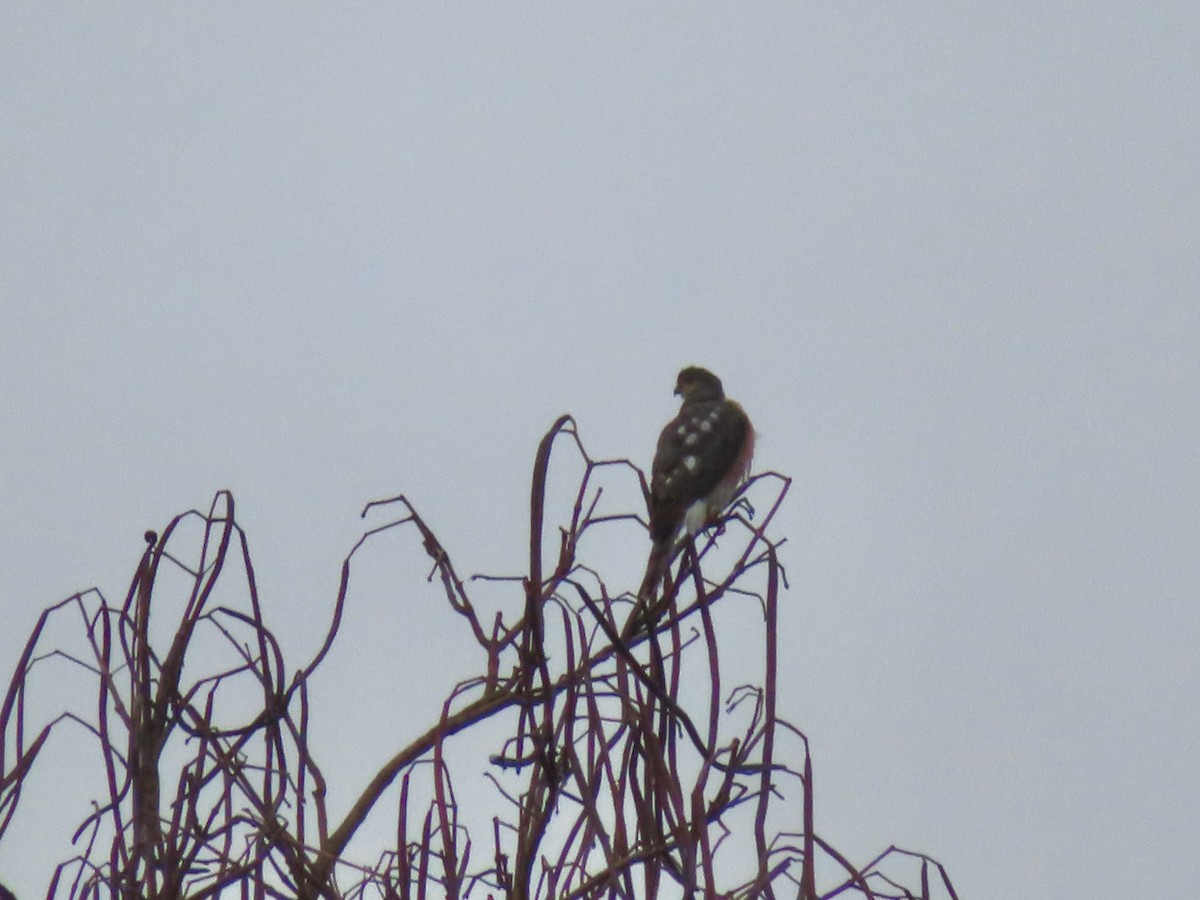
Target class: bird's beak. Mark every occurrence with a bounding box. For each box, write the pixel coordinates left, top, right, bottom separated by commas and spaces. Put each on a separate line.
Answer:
673, 385, 682, 397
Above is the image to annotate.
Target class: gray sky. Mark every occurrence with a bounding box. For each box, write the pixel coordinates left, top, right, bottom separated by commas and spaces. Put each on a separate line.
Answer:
2, 5, 1198, 897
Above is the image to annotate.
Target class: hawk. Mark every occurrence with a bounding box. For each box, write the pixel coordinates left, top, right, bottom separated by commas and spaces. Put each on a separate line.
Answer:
638, 366, 755, 603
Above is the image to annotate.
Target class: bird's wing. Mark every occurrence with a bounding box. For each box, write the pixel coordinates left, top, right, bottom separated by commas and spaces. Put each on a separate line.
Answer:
648, 399, 750, 541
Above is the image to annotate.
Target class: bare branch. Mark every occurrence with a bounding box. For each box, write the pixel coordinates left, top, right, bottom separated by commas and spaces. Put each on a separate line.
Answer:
0, 418, 957, 900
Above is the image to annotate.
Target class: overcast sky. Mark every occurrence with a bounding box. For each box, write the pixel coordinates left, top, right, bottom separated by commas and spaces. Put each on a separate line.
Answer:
2, 5, 1198, 898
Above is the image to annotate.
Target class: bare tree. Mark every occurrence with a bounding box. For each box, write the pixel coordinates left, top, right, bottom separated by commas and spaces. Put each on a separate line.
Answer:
0, 416, 957, 899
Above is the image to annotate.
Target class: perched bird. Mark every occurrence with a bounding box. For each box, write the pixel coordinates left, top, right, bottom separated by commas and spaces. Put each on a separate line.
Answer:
637, 366, 755, 603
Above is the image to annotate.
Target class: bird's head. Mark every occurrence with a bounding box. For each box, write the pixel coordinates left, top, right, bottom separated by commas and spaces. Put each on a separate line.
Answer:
674, 366, 725, 403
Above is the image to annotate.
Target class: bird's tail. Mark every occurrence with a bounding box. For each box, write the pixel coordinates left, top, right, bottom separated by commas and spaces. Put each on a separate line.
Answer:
624, 538, 672, 640
638, 537, 671, 604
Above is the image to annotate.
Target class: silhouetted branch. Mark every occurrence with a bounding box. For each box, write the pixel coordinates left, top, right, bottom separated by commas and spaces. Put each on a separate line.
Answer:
0, 418, 956, 899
